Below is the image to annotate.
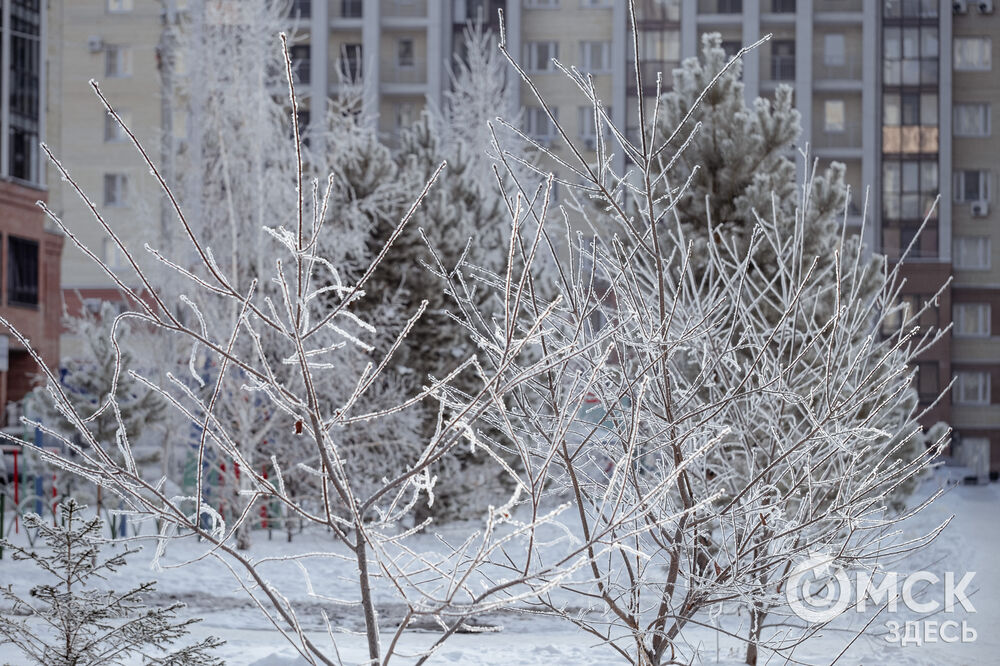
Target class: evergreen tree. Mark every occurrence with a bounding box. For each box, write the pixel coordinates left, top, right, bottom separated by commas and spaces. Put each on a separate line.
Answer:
658, 33, 848, 277
0, 499, 223, 665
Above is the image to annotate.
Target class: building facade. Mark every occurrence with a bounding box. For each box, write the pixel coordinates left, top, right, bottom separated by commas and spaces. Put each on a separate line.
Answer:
47, 0, 1000, 470
0, 0, 63, 424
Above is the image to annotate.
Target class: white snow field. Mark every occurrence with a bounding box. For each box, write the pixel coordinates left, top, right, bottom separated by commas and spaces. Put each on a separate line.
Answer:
1, 468, 996, 665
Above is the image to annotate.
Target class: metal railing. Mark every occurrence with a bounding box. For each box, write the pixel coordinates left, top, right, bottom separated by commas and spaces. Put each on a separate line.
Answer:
814, 122, 861, 150
381, 0, 428, 18
768, 55, 795, 81
334, 0, 363, 19
384, 59, 427, 84
816, 56, 862, 81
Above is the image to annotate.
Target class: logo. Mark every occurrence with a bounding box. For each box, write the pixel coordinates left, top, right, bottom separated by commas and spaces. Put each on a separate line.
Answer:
785, 553, 853, 622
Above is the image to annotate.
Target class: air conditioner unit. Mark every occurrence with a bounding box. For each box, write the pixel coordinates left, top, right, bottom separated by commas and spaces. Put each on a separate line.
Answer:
87, 36, 104, 53
979, 0, 994, 13
971, 200, 990, 217
954, 0, 969, 13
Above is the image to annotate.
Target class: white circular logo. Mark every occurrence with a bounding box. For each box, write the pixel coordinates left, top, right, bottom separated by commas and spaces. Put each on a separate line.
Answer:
786, 554, 852, 623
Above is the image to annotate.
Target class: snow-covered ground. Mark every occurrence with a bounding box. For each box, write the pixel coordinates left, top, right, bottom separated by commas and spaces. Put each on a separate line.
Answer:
1, 468, 996, 665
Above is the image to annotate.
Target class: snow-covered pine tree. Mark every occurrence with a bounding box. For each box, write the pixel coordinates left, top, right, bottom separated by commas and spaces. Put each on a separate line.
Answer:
657, 33, 848, 274
0, 499, 223, 665
387, 20, 527, 518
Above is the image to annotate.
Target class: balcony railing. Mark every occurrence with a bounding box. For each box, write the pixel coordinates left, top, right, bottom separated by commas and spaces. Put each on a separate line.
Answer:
816, 56, 862, 81
625, 59, 680, 93
381, 0, 428, 18
815, 0, 863, 11
334, 0, 363, 20
698, 0, 743, 14
815, 123, 861, 150
769, 55, 795, 81
384, 59, 427, 84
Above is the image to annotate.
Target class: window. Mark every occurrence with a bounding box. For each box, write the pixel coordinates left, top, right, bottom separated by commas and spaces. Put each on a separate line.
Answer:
916, 362, 939, 402
339, 43, 362, 80
881, 293, 939, 335
771, 40, 795, 80
104, 110, 131, 142
721, 40, 741, 59
7, 237, 38, 307
954, 236, 991, 270
954, 38, 992, 71
290, 45, 311, 84
580, 41, 611, 73
954, 104, 990, 137
954, 303, 991, 337
525, 41, 558, 72
289, 0, 311, 17
772, 0, 795, 12
9, 4, 41, 184
341, 0, 363, 18
103, 174, 129, 206
396, 39, 414, 68
107, 0, 133, 11
884, 159, 938, 220
884, 26, 939, 85
884, 0, 938, 17
824, 100, 845, 132
954, 170, 990, 203
102, 238, 125, 271
105, 45, 132, 78
524, 0, 558, 6
954, 371, 990, 405
718, 0, 743, 12
525, 106, 558, 145
823, 34, 845, 66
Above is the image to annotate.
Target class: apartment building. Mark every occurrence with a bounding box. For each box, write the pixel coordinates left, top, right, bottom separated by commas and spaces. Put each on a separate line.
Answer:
46, 0, 163, 319
46, 0, 1000, 471
0, 0, 63, 424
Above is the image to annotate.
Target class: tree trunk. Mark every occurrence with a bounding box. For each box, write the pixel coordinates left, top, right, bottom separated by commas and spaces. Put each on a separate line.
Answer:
745, 605, 764, 665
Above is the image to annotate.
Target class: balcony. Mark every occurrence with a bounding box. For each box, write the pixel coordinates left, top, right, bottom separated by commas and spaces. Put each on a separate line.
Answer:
332, 0, 364, 21
882, 126, 938, 155
382, 59, 428, 93
768, 54, 795, 81
698, 0, 743, 12
814, 0, 863, 14
625, 59, 680, 95
382, 0, 429, 21
814, 123, 862, 158
815, 57, 862, 82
